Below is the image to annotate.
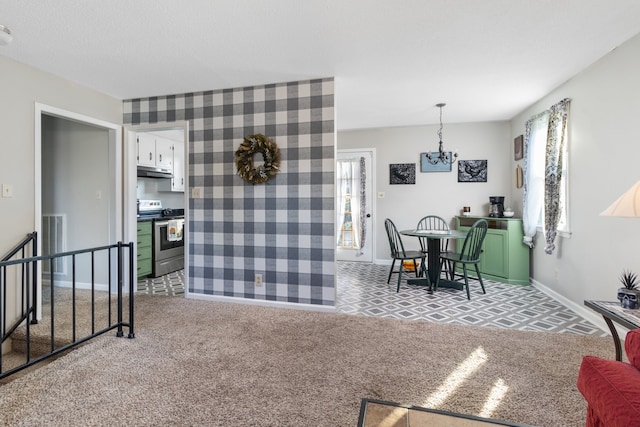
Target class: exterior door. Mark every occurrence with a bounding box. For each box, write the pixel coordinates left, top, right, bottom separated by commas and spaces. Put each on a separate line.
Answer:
336, 150, 374, 262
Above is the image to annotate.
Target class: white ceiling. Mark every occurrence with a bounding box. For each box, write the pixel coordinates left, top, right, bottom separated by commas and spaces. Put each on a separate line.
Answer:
1, 1, 640, 131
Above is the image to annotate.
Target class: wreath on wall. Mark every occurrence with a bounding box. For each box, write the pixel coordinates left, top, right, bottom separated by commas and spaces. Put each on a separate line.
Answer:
235, 133, 281, 184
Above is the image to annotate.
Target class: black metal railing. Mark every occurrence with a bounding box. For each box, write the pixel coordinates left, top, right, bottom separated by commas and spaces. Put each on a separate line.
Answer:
1, 232, 38, 347
0, 240, 135, 380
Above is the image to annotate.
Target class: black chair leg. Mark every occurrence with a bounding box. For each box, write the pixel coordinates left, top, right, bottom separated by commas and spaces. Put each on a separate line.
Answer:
463, 264, 471, 300
387, 259, 396, 284
396, 264, 404, 292
475, 264, 486, 294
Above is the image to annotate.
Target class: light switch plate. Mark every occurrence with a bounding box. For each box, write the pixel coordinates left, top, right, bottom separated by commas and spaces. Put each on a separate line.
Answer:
2, 184, 13, 198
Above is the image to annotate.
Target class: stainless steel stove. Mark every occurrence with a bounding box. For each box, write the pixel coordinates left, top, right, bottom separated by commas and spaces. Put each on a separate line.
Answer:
137, 200, 185, 277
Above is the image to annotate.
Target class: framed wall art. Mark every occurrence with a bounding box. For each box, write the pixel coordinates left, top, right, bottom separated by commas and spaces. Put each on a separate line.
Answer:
389, 163, 415, 184
420, 152, 453, 172
514, 135, 524, 161
458, 160, 488, 182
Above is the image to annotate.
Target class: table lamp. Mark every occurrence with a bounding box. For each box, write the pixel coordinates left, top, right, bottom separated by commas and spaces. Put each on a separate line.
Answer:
601, 180, 640, 309
600, 180, 640, 217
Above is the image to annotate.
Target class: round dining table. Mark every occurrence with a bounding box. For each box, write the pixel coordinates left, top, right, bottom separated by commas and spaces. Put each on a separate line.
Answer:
400, 229, 467, 291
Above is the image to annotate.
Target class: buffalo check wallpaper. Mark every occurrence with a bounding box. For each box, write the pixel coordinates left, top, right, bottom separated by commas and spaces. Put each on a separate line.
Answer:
123, 78, 336, 306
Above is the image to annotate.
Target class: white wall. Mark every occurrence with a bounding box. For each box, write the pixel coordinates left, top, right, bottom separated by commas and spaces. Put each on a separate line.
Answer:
339, 121, 512, 261
510, 32, 640, 304
0, 55, 122, 257
42, 115, 111, 284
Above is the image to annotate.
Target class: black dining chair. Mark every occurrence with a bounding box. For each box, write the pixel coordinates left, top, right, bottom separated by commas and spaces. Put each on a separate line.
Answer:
384, 218, 427, 292
439, 219, 488, 300
416, 215, 452, 280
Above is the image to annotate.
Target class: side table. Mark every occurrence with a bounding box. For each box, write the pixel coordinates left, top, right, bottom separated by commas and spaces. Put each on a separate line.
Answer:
584, 300, 640, 361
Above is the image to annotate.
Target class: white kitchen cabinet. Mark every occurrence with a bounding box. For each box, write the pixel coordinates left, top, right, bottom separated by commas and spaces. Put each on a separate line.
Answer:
171, 142, 185, 191
155, 137, 174, 169
157, 141, 185, 193
137, 133, 156, 167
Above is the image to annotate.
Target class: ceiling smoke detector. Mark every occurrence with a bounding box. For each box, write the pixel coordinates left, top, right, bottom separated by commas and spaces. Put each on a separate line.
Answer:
0, 25, 13, 46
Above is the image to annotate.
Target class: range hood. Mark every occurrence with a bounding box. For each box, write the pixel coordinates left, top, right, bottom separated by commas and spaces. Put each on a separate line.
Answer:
137, 165, 173, 179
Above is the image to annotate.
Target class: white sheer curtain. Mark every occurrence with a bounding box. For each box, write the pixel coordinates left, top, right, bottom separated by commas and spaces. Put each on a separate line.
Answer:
336, 159, 361, 249
522, 111, 549, 248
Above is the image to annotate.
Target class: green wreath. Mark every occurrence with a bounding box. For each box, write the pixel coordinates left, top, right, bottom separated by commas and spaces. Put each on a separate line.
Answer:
235, 133, 281, 184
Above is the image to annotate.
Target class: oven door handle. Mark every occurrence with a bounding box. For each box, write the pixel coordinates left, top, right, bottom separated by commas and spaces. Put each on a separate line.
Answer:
155, 221, 169, 227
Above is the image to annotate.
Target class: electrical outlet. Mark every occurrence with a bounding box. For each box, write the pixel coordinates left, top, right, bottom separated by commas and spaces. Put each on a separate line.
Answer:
255, 274, 263, 286
377, 192, 385, 198
191, 187, 202, 198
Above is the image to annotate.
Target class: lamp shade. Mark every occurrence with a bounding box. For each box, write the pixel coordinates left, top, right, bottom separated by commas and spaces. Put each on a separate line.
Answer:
600, 180, 640, 217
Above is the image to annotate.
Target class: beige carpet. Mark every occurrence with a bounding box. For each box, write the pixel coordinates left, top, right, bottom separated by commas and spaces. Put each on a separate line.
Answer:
0, 294, 612, 426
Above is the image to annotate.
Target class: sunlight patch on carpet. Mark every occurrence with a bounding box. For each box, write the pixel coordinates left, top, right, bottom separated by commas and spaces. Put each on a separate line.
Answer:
479, 378, 509, 418
422, 347, 488, 409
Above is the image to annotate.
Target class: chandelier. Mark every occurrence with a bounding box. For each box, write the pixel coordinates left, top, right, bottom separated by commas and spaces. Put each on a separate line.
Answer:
425, 103, 458, 165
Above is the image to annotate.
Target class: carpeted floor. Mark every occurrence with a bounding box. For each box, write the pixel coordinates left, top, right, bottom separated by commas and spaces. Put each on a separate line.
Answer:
0, 294, 612, 426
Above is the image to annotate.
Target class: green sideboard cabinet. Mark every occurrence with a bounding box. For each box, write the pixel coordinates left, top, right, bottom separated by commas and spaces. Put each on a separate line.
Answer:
455, 216, 530, 285
137, 221, 152, 278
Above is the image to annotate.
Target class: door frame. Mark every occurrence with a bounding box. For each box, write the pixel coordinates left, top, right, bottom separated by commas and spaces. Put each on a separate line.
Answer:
336, 148, 376, 263
123, 122, 189, 295
34, 103, 123, 320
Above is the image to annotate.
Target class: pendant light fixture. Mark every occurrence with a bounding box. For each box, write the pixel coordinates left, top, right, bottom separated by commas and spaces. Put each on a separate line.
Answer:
425, 103, 458, 165
0, 25, 13, 46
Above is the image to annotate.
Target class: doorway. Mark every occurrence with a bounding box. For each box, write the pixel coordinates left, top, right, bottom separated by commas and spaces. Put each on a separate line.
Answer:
336, 149, 375, 262
123, 123, 189, 296
35, 104, 123, 319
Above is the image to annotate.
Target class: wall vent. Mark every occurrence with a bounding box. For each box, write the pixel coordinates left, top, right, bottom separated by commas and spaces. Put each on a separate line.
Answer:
42, 213, 66, 275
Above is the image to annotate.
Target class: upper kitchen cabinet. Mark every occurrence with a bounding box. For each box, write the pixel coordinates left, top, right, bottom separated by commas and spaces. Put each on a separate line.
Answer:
137, 130, 185, 193
159, 141, 184, 192
137, 133, 173, 169
171, 142, 185, 192
137, 133, 156, 167
155, 138, 174, 169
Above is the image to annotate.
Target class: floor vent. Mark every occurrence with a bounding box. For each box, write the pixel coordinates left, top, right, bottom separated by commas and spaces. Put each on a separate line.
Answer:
42, 213, 66, 275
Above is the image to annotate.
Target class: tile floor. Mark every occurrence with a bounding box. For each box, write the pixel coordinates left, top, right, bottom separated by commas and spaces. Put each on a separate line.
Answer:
138, 261, 606, 336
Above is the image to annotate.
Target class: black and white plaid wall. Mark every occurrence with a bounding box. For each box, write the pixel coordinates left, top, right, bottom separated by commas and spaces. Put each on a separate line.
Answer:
124, 78, 336, 307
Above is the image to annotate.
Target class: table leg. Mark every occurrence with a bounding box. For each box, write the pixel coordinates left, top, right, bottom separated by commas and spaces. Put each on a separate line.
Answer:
427, 237, 463, 291
602, 315, 623, 361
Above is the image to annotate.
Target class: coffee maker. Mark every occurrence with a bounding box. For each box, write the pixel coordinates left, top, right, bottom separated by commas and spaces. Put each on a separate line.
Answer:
489, 196, 505, 217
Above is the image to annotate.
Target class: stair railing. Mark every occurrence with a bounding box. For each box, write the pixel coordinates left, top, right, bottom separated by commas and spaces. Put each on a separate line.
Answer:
0, 240, 135, 380
1, 232, 38, 347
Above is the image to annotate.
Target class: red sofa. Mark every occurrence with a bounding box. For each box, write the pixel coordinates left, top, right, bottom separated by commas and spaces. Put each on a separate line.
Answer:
577, 329, 640, 427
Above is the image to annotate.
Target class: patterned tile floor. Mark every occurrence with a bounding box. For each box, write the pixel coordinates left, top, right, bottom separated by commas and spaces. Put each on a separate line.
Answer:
336, 261, 607, 336
138, 262, 607, 336
137, 269, 184, 296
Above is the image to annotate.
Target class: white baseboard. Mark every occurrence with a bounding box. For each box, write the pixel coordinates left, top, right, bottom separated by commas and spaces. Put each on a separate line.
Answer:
531, 278, 628, 339
186, 293, 337, 313
44, 279, 110, 293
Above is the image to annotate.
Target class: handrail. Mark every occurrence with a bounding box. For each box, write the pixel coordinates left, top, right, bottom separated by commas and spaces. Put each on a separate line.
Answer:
0, 240, 135, 380
2, 232, 37, 262
1, 232, 38, 347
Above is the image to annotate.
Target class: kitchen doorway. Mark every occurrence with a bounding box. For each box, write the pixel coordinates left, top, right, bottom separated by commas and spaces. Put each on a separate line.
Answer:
123, 123, 189, 297
336, 149, 375, 263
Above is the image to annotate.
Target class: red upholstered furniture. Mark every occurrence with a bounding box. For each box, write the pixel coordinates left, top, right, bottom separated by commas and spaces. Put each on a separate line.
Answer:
577, 329, 640, 427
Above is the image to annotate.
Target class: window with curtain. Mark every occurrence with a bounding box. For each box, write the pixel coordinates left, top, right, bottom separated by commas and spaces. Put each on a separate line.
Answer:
337, 158, 366, 252
522, 98, 571, 255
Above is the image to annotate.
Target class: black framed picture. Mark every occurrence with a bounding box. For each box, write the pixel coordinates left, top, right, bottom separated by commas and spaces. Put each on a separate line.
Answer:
458, 160, 488, 182
389, 163, 415, 184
